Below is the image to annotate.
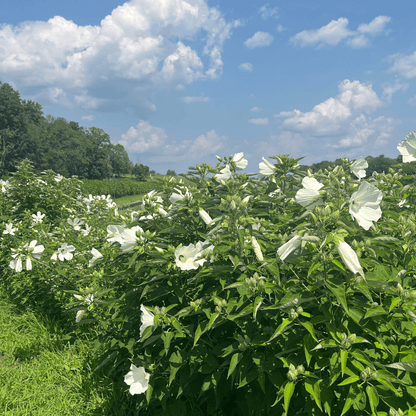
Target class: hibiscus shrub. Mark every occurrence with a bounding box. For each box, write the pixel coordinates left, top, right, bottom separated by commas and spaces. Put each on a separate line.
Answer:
2, 136, 416, 415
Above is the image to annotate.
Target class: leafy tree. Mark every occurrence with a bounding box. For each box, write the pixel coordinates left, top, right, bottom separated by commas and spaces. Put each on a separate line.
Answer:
166, 169, 177, 176
36, 116, 89, 178
365, 154, 397, 176
132, 163, 150, 182
299, 160, 341, 173
0, 81, 34, 174
109, 143, 133, 177
83, 126, 113, 179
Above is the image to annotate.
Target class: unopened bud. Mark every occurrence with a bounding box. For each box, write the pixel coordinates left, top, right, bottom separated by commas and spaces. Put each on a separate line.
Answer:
251, 236, 264, 261
199, 209, 213, 225
289, 308, 298, 320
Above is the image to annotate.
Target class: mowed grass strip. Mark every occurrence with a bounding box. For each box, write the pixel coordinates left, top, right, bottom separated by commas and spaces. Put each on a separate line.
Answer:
0, 291, 111, 416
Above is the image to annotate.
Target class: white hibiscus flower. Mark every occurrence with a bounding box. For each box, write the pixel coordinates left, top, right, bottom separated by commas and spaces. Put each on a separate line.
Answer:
349, 181, 383, 230
295, 177, 324, 209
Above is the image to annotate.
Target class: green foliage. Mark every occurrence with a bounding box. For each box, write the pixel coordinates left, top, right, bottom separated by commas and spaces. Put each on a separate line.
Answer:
133, 163, 150, 182
365, 154, 398, 176
3, 146, 416, 415
80, 177, 157, 199
166, 169, 177, 176
301, 154, 399, 178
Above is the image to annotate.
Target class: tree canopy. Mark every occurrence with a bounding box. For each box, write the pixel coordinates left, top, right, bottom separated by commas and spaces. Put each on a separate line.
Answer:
0, 80, 135, 180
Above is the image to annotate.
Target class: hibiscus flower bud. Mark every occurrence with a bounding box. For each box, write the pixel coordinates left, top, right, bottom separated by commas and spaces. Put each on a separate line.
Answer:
199, 209, 213, 225
251, 236, 263, 262
336, 241, 365, 281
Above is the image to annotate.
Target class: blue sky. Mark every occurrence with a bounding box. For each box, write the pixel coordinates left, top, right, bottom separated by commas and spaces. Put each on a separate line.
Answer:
1, 0, 415, 174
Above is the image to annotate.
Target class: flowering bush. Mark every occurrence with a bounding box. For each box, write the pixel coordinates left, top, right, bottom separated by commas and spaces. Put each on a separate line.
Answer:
2, 140, 416, 416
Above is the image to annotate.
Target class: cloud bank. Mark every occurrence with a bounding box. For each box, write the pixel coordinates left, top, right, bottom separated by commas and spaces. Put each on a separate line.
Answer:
290, 16, 391, 49
0, 0, 241, 112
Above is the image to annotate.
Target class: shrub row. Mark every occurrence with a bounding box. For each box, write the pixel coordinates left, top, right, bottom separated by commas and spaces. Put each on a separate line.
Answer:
80, 179, 159, 199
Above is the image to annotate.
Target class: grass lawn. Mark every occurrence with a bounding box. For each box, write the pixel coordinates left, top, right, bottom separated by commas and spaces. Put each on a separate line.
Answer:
0, 290, 143, 416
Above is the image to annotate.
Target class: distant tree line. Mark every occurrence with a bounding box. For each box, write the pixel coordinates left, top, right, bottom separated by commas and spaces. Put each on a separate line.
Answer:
0, 80, 153, 180
299, 154, 403, 176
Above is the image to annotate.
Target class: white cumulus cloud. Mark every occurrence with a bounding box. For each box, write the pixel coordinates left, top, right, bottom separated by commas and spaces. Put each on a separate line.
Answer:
357, 16, 391, 35
146, 128, 227, 164
271, 80, 401, 162
388, 51, 416, 79
290, 17, 352, 47
239, 62, 253, 72
81, 115, 95, 122
182, 96, 210, 103
244, 31, 274, 49
290, 16, 391, 49
279, 80, 381, 134
0, 0, 241, 113
381, 80, 409, 103
250, 106, 262, 112
118, 120, 167, 153
332, 128, 375, 148
259, 4, 279, 20
249, 118, 268, 125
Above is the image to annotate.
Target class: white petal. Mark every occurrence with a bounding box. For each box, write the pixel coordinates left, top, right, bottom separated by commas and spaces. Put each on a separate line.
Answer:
277, 236, 301, 261
295, 189, 321, 208
259, 157, 275, 176
302, 177, 324, 191
124, 365, 150, 395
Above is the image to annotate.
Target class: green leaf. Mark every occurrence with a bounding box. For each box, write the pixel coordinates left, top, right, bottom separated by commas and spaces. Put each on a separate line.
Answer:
312, 339, 338, 350
366, 385, 379, 415
305, 379, 323, 411
253, 296, 263, 320
207, 312, 219, 331
384, 361, 416, 373
227, 352, 242, 379
340, 350, 348, 376
300, 320, 317, 341
170, 317, 185, 337
142, 333, 163, 348
338, 376, 360, 386
304, 334, 314, 366
140, 325, 154, 342
341, 385, 359, 416
331, 259, 345, 271
389, 297, 402, 312
321, 381, 333, 416
308, 261, 322, 276
145, 383, 153, 404
347, 308, 364, 325
268, 319, 292, 343
363, 305, 388, 319
194, 322, 207, 347
257, 371, 266, 393
351, 349, 374, 368
224, 282, 244, 289
238, 368, 258, 388
162, 332, 174, 355
283, 381, 295, 415
169, 351, 183, 386
325, 277, 349, 313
